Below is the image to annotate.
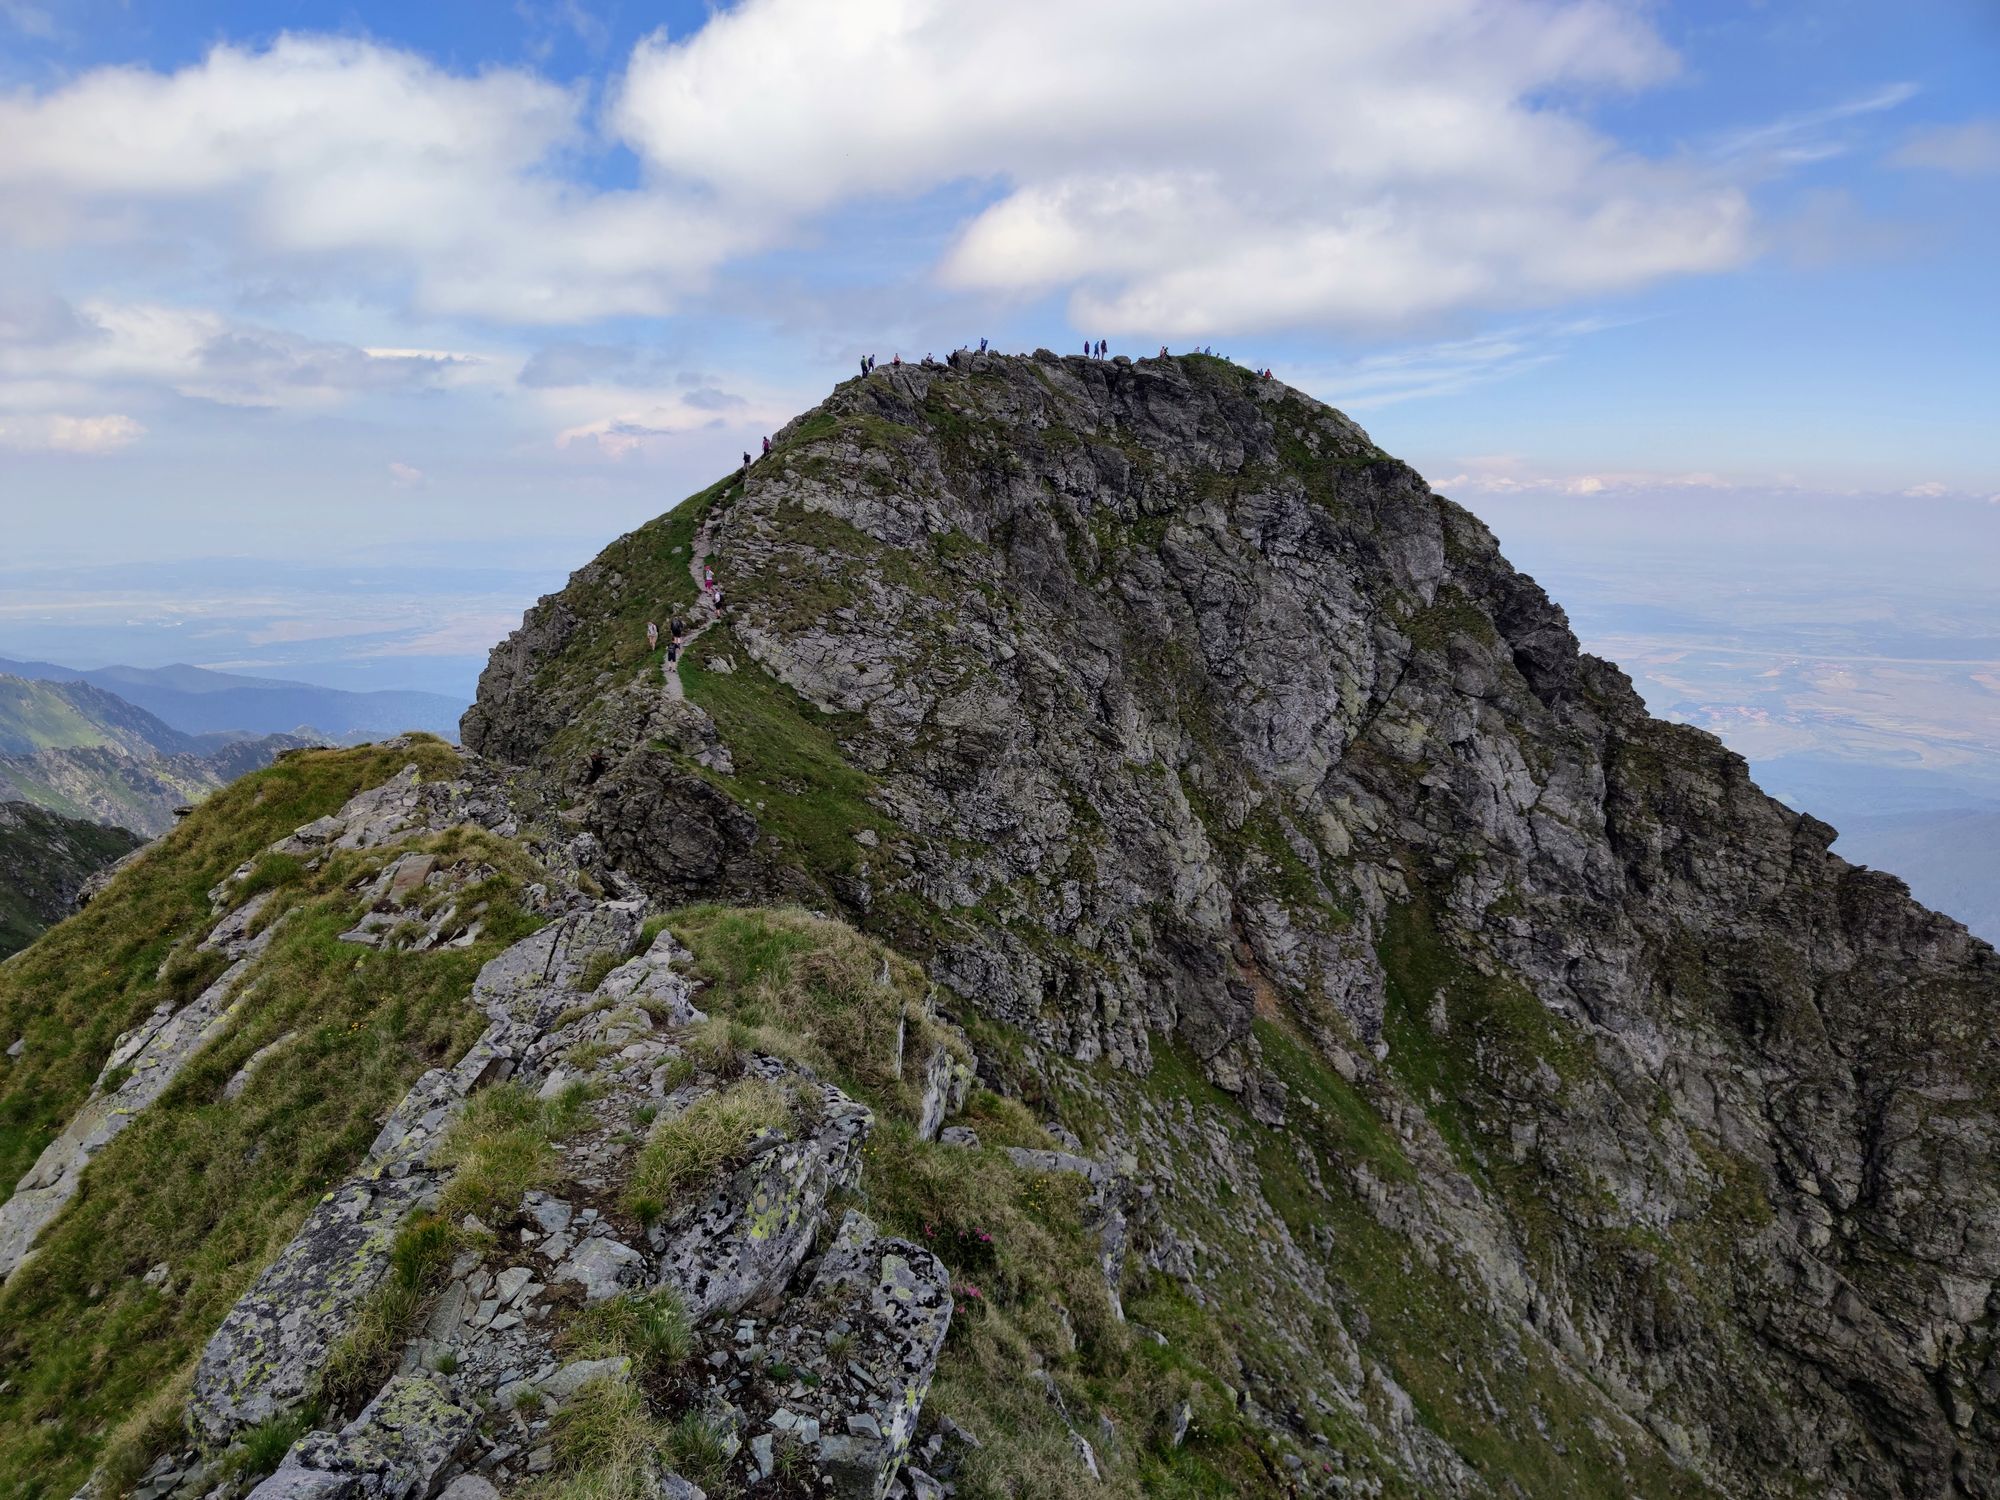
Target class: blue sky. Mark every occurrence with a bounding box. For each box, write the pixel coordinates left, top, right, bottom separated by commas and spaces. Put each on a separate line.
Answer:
0, 0, 1994, 702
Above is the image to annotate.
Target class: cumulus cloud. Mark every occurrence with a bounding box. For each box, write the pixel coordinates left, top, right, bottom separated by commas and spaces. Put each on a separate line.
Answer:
1894, 119, 2000, 176
1, 6, 1758, 337
615, 0, 1751, 334
0, 412, 145, 453
0, 35, 749, 324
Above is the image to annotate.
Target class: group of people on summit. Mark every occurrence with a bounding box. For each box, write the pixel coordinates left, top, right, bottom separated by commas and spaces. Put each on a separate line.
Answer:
851, 338, 1273, 376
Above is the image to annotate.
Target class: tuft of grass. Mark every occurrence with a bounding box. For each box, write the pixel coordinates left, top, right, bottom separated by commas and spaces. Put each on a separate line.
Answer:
433, 1079, 595, 1225
234, 851, 307, 901
659, 1411, 732, 1493
566, 1289, 695, 1378
532, 1377, 660, 1500
578, 950, 623, 994
667, 905, 968, 1120
222, 1409, 312, 1481
625, 1078, 791, 1214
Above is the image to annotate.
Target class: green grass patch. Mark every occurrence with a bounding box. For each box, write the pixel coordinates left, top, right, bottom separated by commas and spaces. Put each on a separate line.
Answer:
680, 644, 893, 883
626, 1077, 791, 1212
565, 1289, 695, 1379
433, 1078, 597, 1225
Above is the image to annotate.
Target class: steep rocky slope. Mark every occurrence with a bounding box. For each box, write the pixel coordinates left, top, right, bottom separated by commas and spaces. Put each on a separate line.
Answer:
467, 351, 2000, 1497
0, 801, 143, 958
1, 351, 1993, 1500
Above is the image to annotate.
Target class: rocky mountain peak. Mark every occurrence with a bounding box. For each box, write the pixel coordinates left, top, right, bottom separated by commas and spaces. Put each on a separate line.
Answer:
465, 349, 2000, 1495
2, 352, 1992, 1500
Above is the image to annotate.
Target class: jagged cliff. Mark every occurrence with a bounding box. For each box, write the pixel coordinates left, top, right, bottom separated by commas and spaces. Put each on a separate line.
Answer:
466, 351, 2000, 1496
0, 351, 1993, 1500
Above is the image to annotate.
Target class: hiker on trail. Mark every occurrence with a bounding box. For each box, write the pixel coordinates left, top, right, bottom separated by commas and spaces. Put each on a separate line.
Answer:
762, 435, 772, 456
978, 337, 988, 353
742, 451, 752, 470
646, 620, 659, 651
669, 615, 686, 664
703, 563, 716, 596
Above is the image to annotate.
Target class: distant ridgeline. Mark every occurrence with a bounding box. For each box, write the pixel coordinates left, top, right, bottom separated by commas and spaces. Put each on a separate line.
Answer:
0, 674, 313, 839
0, 657, 466, 742
1, 352, 1994, 1500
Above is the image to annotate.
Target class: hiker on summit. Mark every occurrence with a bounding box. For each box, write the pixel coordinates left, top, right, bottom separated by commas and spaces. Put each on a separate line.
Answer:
978, 337, 988, 353
1159, 345, 1169, 358
892, 354, 901, 366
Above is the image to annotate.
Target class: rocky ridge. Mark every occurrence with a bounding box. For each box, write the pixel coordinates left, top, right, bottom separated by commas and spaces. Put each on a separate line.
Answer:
0, 349, 1994, 1500
466, 350, 2000, 1497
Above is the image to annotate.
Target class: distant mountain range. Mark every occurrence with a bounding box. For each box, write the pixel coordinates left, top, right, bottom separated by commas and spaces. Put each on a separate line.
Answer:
0, 656, 465, 742
0, 675, 313, 838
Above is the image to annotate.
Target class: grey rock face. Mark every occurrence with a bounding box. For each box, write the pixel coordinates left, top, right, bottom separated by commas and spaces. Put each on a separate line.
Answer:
191, 1174, 437, 1444
251, 1375, 477, 1500
464, 352, 2000, 1496
653, 1071, 873, 1326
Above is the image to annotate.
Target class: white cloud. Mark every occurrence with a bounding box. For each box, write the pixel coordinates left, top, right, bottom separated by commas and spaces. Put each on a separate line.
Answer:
1282, 317, 1626, 409
0, 8, 1759, 338
388, 461, 427, 487
1434, 459, 1737, 497
0, 35, 748, 324
1894, 119, 2000, 176
615, 0, 1752, 334
0, 412, 145, 453
0, 2, 55, 40
1432, 459, 1998, 504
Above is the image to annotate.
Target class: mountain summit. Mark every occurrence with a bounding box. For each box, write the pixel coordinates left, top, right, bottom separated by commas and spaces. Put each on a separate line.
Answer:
468, 349, 2000, 1495
1, 351, 1992, 1500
